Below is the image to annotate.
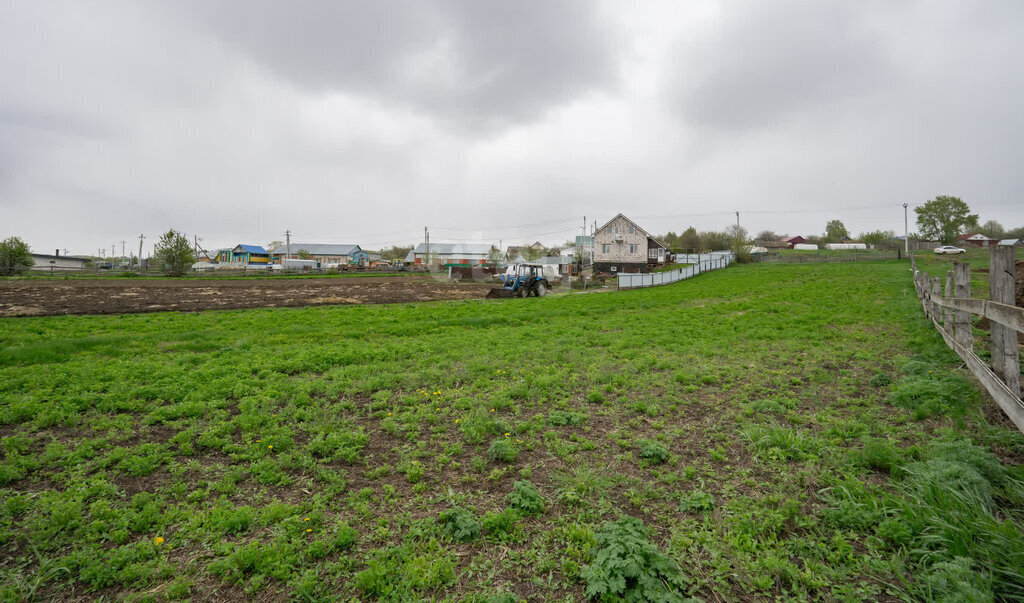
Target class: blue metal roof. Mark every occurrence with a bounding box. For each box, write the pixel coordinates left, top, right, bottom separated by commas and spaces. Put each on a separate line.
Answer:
235, 244, 267, 254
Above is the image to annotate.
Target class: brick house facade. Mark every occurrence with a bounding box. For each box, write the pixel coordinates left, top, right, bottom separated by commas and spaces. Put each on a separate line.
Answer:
593, 214, 653, 274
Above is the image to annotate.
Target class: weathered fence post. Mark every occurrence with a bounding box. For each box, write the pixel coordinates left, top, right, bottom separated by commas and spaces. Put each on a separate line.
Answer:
990, 245, 1021, 397
944, 271, 954, 331
931, 277, 942, 322
953, 262, 972, 351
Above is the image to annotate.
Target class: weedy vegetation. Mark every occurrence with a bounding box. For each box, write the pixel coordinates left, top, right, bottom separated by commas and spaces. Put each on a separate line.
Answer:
1, 261, 1022, 600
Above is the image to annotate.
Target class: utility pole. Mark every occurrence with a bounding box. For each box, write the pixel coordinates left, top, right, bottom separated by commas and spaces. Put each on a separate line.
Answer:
424, 226, 430, 266
736, 211, 740, 228
121, 240, 126, 261
138, 234, 145, 269
112, 244, 116, 258
285, 230, 291, 260
903, 203, 909, 256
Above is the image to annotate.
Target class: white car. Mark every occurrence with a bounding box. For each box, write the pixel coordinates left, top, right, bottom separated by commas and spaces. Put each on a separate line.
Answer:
933, 245, 966, 255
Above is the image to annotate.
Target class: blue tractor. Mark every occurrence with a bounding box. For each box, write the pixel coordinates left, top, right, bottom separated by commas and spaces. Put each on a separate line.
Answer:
487, 263, 550, 298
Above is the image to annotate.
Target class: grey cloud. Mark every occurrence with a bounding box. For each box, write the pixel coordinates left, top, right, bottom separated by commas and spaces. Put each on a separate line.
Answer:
677, 1, 895, 130
170, 0, 617, 132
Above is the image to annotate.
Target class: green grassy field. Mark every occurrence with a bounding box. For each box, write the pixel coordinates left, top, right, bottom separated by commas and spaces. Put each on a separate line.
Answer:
1, 262, 1022, 601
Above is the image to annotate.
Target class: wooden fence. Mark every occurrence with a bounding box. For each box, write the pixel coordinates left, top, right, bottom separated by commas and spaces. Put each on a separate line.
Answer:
911, 246, 1024, 432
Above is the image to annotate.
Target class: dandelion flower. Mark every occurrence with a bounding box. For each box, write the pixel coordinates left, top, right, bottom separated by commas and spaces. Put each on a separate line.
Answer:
268, 445, 273, 449
153, 536, 165, 546
306, 528, 312, 533
304, 517, 310, 521
455, 419, 460, 423
504, 432, 510, 436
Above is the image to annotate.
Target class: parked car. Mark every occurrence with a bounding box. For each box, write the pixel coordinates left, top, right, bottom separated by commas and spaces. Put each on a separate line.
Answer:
933, 246, 966, 255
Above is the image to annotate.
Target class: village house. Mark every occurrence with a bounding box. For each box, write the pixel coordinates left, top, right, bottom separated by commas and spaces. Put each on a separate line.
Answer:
783, 236, 807, 248
410, 242, 496, 266
268, 243, 368, 265
30, 252, 88, 272
593, 214, 667, 274
956, 233, 995, 248
216, 244, 270, 265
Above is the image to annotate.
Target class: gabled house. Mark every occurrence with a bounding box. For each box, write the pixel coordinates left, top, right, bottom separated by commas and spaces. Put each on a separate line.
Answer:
593, 214, 659, 274
956, 233, 995, 248
783, 236, 806, 248
217, 245, 270, 264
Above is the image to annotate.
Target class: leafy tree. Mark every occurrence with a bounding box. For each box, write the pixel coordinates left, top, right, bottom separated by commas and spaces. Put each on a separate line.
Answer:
979, 220, 1005, 239
825, 220, 849, 242
859, 230, 896, 247
297, 249, 311, 259
679, 227, 700, 252
1005, 225, 1024, 240
380, 245, 413, 261
727, 225, 751, 262
699, 230, 731, 252
915, 196, 979, 244
756, 230, 782, 242
153, 230, 194, 276
0, 236, 33, 275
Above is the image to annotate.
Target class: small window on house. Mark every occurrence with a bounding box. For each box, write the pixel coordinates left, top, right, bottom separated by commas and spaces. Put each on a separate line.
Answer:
628, 225, 635, 234
612, 227, 618, 234
611, 266, 618, 272
602, 244, 611, 254
649, 249, 658, 259
629, 244, 638, 254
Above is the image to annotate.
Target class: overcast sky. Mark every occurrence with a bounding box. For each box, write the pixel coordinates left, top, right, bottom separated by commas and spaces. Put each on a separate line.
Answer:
3, 0, 1023, 256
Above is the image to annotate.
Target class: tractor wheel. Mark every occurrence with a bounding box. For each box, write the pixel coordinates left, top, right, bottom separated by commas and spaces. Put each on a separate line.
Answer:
517, 287, 529, 298
535, 282, 547, 297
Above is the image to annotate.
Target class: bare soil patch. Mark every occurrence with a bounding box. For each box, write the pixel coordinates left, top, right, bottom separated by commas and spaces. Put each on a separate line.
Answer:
0, 276, 492, 317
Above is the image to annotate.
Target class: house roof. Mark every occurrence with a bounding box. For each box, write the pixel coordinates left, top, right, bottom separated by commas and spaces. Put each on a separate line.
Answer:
997, 238, 1022, 246
412, 242, 494, 255
783, 236, 806, 243
31, 253, 88, 263
596, 213, 649, 236
956, 233, 992, 240
234, 244, 267, 254
270, 243, 360, 256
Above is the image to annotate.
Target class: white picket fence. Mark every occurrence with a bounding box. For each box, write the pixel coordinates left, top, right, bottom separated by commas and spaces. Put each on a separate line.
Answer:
616, 252, 735, 289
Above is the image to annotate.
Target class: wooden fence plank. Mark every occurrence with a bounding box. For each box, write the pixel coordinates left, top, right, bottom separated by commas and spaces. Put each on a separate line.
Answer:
953, 262, 973, 351
944, 271, 954, 331
931, 297, 1024, 335
931, 316, 1024, 433
990, 245, 1021, 397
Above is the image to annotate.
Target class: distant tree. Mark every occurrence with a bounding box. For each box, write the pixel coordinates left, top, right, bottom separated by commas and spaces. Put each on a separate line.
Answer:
153, 230, 194, 276
699, 230, 731, 252
487, 246, 504, 266
824, 220, 849, 242
0, 236, 33, 275
755, 230, 782, 242
680, 227, 700, 252
297, 249, 311, 259
859, 230, 896, 247
979, 220, 1005, 239
1005, 225, 1024, 240
660, 231, 679, 249
266, 240, 284, 252
915, 196, 979, 244
726, 225, 750, 262
381, 245, 413, 261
